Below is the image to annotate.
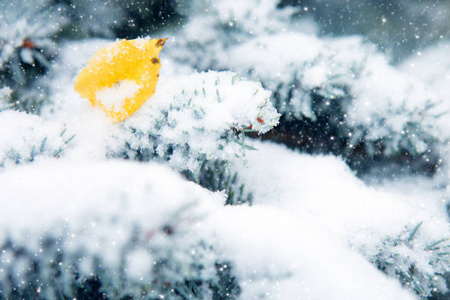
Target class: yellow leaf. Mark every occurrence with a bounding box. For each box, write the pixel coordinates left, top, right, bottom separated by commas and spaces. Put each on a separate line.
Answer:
74, 37, 167, 122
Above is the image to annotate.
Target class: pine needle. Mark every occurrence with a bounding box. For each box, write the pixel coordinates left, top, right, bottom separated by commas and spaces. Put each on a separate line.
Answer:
425, 238, 450, 251
408, 221, 423, 242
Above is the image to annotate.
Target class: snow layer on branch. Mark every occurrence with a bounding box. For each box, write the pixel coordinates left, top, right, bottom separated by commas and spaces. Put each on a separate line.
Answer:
191, 0, 297, 36
347, 54, 442, 157
222, 32, 442, 145
108, 71, 279, 175
222, 33, 366, 119
0, 110, 72, 167
230, 140, 450, 296
400, 42, 450, 137
0, 160, 223, 299
208, 205, 416, 300
169, 0, 309, 71
0, 158, 417, 300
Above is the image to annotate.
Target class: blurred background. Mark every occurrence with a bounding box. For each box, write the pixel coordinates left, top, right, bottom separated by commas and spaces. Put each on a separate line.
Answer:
45, 0, 450, 62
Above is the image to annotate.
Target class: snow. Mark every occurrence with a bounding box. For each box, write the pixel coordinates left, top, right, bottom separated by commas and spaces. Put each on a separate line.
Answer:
210, 205, 416, 300
224, 32, 328, 94
96, 79, 141, 112
400, 42, 450, 138
400, 43, 450, 99
0, 110, 70, 167
349, 54, 442, 128
130, 36, 152, 51
91, 38, 123, 64
0, 159, 223, 298
229, 141, 450, 296
0, 156, 419, 300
